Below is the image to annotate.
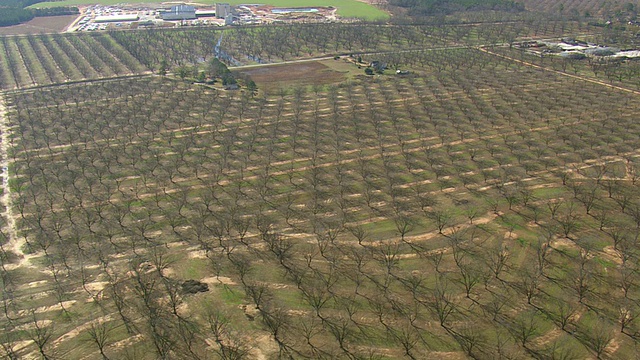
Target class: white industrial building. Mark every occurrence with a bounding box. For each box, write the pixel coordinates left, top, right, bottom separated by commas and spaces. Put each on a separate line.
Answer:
94, 14, 139, 23
195, 10, 217, 17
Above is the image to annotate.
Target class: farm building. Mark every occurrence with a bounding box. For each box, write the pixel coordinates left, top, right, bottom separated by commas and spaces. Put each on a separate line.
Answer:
195, 10, 217, 17
162, 5, 196, 20
216, 3, 231, 18
271, 8, 319, 14
94, 14, 139, 23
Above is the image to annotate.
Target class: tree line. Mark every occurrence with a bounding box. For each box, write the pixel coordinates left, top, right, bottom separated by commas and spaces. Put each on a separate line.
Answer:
388, 0, 525, 16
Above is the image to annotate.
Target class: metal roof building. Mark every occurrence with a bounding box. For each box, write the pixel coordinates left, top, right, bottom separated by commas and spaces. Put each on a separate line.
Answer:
162, 5, 196, 20
94, 14, 139, 23
195, 10, 217, 17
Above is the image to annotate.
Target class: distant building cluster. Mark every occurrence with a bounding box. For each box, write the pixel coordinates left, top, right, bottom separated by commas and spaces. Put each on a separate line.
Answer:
516, 37, 640, 60
159, 3, 232, 23
71, 2, 340, 32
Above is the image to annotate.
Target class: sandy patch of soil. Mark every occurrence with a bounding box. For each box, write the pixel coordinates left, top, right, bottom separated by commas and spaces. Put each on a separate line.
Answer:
550, 237, 580, 250
202, 276, 237, 286
34, 300, 77, 314
426, 351, 467, 359
189, 249, 208, 259
606, 337, 621, 356
14, 319, 52, 331
532, 328, 562, 347
110, 334, 144, 350
602, 246, 623, 265
11, 340, 34, 353
53, 315, 113, 346
83, 281, 108, 293
250, 334, 278, 360
24, 280, 48, 288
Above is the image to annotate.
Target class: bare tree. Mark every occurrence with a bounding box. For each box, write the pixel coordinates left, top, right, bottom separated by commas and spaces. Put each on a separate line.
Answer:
207, 309, 251, 360
430, 277, 456, 329
86, 321, 113, 360
510, 310, 541, 350
28, 312, 54, 360
580, 317, 613, 359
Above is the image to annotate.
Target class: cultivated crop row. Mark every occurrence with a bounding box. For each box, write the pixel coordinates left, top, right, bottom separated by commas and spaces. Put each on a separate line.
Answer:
0, 33, 148, 90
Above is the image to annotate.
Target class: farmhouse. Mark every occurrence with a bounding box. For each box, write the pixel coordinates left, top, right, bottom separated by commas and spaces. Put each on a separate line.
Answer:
369, 60, 387, 72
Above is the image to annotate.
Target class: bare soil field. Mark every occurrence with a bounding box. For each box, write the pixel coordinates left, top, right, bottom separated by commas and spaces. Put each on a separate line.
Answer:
0, 15, 77, 36
237, 61, 347, 91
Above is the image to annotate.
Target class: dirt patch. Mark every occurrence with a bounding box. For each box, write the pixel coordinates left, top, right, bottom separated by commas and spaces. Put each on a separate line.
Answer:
426, 352, 467, 359
53, 315, 113, 346
189, 249, 208, 259
250, 334, 278, 360
110, 333, 144, 351
550, 237, 580, 250
24, 280, 48, 288
15, 319, 52, 331
533, 328, 562, 347
236, 61, 346, 91
202, 276, 237, 286
84, 281, 108, 291
0, 15, 77, 35
33, 300, 77, 314
602, 246, 623, 265
606, 336, 621, 356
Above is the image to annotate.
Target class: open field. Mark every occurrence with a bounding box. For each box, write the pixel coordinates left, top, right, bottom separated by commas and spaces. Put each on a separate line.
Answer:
0, 15, 77, 36
3, 43, 640, 358
29, 0, 389, 20
236, 60, 350, 91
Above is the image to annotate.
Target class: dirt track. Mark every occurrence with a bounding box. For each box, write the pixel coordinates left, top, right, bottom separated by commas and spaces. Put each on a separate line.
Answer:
0, 93, 28, 270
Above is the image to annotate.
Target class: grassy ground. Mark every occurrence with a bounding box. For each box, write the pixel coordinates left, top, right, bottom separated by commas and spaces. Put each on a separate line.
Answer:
28, 0, 389, 20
